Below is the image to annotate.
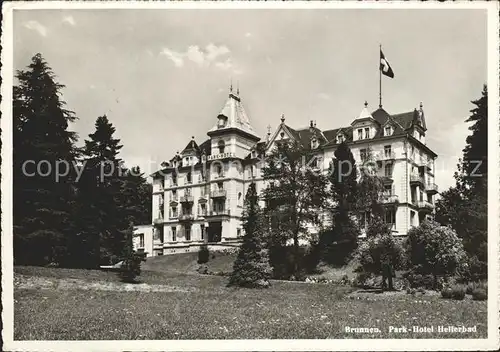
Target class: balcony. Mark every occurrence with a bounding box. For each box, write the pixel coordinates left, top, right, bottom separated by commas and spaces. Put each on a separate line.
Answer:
179, 213, 194, 222
211, 189, 227, 198
426, 183, 438, 194
180, 194, 194, 203
206, 209, 230, 217
380, 194, 399, 204
417, 200, 434, 212
170, 195, 179, 204
410, 174, 424, 186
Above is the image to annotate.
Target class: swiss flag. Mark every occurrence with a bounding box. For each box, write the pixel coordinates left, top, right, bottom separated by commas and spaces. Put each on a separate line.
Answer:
380, 50, 394, 78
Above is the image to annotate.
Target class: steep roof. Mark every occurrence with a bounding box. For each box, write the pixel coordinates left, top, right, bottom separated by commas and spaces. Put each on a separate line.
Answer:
208, 90, 259, 139
181, 138, 200, 155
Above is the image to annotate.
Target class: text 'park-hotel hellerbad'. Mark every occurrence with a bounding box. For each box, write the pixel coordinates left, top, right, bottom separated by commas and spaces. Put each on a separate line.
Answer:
134, 86, 438, 257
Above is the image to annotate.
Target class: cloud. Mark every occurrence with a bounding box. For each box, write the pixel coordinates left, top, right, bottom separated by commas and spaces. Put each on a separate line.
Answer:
215, 58, 243, 75
160, 43, 241, 73
318, 93, 331, 100
160, 48, 185, 67
62, 16, 76, 26
23, 20, 47, 37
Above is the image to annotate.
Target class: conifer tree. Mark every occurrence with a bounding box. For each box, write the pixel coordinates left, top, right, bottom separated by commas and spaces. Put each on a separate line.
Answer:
228, 183, 271, 288
436, 86, 488, 280
13, 53, 79, 265
321, 142, 360, 265
77, 115, 126, 266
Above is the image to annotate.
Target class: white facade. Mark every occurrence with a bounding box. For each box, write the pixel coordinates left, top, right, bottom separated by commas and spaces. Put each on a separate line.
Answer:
134, 91, 439, 257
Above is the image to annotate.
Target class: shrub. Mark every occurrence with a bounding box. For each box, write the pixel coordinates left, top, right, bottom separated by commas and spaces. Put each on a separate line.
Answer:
450, 284, 466, 300
472, 288, 487, 301
197, 245, 210, 264
406, 220, 468, 282
355, 231, 405, 290
441, 287, 453, 299
404, 273, 436, 289
118, 251, 146, 283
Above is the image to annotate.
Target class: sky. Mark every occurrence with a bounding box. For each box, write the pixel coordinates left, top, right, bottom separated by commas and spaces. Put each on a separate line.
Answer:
13, 8, 487, 190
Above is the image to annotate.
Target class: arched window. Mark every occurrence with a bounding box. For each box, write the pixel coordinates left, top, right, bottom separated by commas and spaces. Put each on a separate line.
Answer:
238, 192, 242, 205
218, 140, 225, 154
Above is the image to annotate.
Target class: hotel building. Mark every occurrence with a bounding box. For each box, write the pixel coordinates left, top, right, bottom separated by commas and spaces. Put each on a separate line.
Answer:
134, 88, 438, 256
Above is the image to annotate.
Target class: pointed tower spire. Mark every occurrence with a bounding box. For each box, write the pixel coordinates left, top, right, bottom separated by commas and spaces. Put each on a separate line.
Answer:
208, 83, 259, 139
236, 81, 240, 96
281, 113, 285, 124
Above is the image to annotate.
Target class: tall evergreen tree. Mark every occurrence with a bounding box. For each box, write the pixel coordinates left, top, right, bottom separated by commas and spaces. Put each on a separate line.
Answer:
460, 85, 487, 192
321, 142, 360, 265
13, 53, 79, 265
228, 183, 271, 288
119, 166, 152, 226
262, 140, 327, 276
77, 115, 126, 267
436, 86, 488, 280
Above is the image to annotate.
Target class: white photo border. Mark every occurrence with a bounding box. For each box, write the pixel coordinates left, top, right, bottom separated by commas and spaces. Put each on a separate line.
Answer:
2, 1, 499, 351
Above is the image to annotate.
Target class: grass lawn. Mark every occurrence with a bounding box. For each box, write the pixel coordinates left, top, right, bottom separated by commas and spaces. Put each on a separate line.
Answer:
14, 265, 487, 340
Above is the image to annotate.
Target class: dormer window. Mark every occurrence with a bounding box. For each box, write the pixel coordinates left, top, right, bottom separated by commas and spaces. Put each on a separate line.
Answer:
337, 134, 345, 144
364, 127, 370, 139
280, 131, 285, 139
217, 116, 227, 129
357, 129, 363, 140
201, 154, 206, 163
384, 126, 393, 136
251, 150, 257, 158
218, 140, 225, 154
311, 138, 318, 149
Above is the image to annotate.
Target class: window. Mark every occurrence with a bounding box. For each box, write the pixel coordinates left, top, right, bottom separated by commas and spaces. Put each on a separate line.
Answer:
171, 206, 177, 218
217, 182, 224, 191
237, 228, 242, 237
419, 190, 424, 202
384, 145, 392, 158
238, 192, 242, 206
385, 210, 396, 225
217, 116, 227, 128
384, 126, 392, 136
200, 203, 206, 216
186, 172, 192, 184
172, 190, 177, 201
337, 134, 344, 144
218, 140, 225, 154
138, 233, 144, 247
280, 131, 285, 139
201, 225, 205, 240
357, 129, 363, 140
216, 164, 223, 178
360, 148, 367, 162
185, 226, 191, 241
410, 211, 416, 226
172, 174, 177, 186
172, 227, 176, 241
384, 164, 392, 177
384, 184, 392, 196
364, 127, 370, 139
311, 138, 318, 149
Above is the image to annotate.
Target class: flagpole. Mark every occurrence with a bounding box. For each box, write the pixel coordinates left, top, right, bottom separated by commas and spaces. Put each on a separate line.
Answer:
379, 44, 382, 108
